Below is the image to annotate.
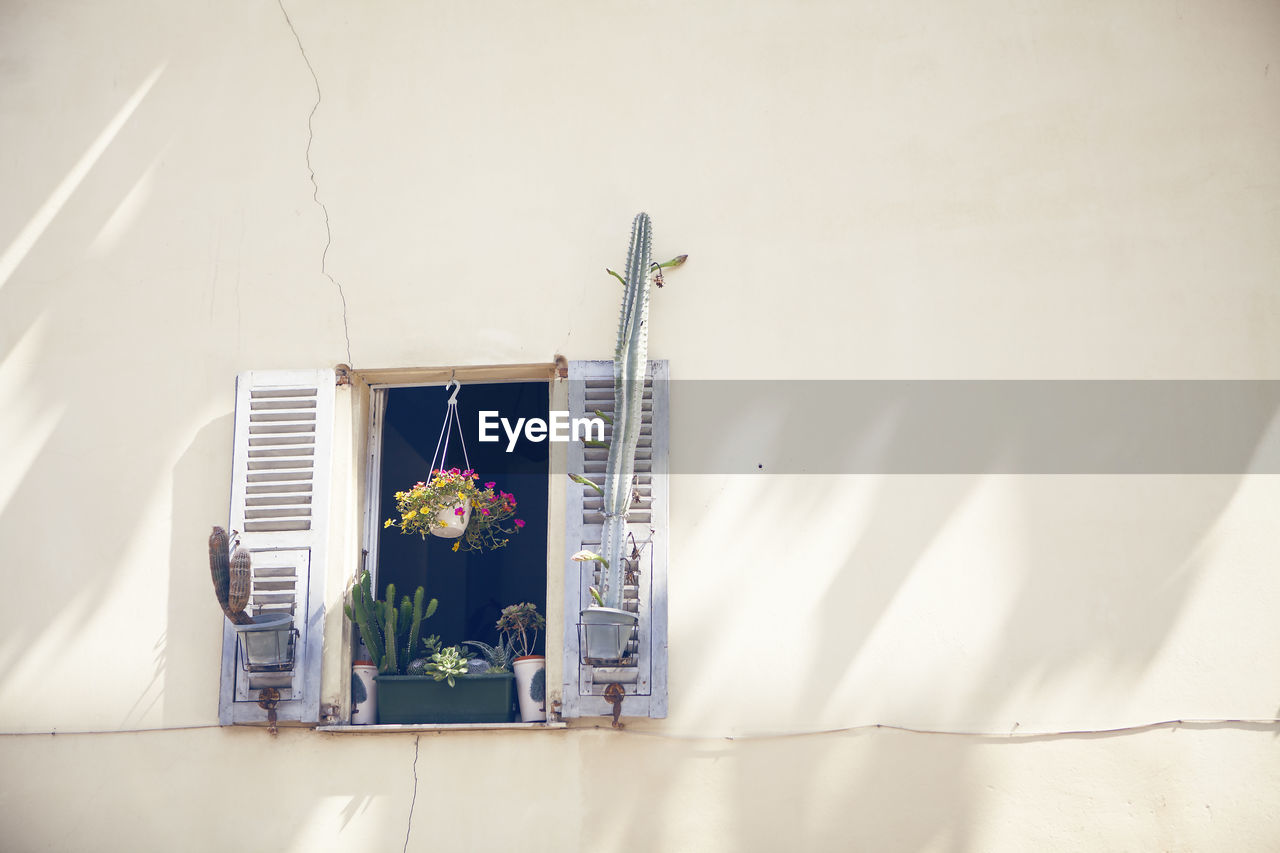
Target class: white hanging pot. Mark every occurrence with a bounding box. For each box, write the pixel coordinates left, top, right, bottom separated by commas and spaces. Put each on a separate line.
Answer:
430, 500, 472, 539
512, 655, 546, 722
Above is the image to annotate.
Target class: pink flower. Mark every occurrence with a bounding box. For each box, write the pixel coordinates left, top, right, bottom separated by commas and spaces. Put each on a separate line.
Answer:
480, 507, 490, 516
514, 519, 525, 529
454, 507, 466, 516
485, 481, 495, 489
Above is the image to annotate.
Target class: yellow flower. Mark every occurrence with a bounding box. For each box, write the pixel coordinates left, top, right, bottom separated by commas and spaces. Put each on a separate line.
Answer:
457, 492, 466, 501
404, 509, 418, 520
452, 541, 460, 552
383, 519, 394, 528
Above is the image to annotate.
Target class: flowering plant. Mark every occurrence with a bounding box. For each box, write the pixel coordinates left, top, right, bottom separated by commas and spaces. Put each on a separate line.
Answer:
384, 467, 525, 553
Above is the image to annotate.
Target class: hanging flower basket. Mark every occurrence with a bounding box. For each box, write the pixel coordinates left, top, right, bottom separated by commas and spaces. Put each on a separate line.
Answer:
382, 382, 525, 553
384, 469, 524, 553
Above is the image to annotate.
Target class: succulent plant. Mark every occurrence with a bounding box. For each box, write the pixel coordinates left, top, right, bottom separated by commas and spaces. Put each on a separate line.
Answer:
425, 646, 469, 687
461, 638, 514, 673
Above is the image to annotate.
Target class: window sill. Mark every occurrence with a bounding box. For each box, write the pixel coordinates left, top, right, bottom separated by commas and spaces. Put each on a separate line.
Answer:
317, 722, 567, 734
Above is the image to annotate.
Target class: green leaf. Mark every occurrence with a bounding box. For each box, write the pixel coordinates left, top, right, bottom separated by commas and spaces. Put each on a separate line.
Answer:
657, 254, 688, 269
583, 439, 608, 449
568, 472, 603, 496
593, 409, 614, 425
605, 268, 626, 286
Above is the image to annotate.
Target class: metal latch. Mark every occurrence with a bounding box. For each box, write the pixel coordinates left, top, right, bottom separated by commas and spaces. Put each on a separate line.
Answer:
603, 683, 626, 729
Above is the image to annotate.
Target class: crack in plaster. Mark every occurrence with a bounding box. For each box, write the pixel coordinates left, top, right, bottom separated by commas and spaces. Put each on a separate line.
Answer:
404, 735, 420, 853
277, 0, 354, 366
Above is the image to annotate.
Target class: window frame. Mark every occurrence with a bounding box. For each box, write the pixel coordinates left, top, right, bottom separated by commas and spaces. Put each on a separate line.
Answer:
324, 362, 569, 730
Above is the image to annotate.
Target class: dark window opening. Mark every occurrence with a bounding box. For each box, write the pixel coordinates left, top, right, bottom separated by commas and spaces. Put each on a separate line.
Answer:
375, 381, 549, 655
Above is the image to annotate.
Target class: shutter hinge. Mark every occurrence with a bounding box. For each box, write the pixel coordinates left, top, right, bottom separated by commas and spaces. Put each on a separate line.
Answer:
320, 704, 340, 723
554, 354, 568, 379
335, 365, 351, 386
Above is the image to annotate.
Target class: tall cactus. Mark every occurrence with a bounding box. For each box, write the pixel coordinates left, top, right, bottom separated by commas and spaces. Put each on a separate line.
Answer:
345, 569, 385, 668
599, 213, 656, 610
209, 526, 252, 625
383, 603, 399, 674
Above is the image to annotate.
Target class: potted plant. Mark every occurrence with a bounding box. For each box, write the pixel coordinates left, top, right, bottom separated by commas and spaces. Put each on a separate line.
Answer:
208, 526, 296, 670
461, 637, 514, 674
570, 213, 684, 664
384, 467, 524, 553
572, 533, 649, 663
345, 570, 516, 724
497, 602, 547, 722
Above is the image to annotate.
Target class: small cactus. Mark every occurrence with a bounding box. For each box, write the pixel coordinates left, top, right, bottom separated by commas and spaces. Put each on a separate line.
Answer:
406, 657, 429, 676
228, 546, 251, 614
209, 526, 252, 625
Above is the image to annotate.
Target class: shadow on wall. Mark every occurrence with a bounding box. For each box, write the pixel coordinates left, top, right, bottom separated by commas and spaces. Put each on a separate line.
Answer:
649, 393, 1261, 851
0, 1, 349, 728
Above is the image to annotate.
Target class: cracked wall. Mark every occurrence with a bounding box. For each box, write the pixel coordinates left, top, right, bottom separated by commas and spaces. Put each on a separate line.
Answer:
1, 0, 1279, 851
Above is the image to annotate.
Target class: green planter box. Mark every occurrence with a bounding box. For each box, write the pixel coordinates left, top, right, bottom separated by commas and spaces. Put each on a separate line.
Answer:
374, 673, 517, 724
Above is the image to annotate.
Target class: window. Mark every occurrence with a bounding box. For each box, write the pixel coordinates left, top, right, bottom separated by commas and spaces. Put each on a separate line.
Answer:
216, 362, 668, 728
367, 381, 549, 669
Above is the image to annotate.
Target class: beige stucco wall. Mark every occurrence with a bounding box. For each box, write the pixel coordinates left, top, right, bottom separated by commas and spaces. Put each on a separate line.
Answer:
2, 1, 1279, 850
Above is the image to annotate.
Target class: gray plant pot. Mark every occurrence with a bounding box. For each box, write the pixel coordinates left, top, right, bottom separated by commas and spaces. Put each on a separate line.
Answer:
578, 607, 638, 664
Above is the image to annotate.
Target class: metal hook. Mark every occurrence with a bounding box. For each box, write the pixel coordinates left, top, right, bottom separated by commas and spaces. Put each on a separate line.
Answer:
445, 378, 461, 405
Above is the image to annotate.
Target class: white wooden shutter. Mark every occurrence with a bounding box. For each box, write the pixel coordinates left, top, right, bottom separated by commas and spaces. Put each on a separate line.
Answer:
218, 369, 334, 725
562, 360, 669, 720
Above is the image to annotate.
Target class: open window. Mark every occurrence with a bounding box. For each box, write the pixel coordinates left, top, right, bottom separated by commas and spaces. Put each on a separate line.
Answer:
216, 361, 668, 728
365, 380, 549, 669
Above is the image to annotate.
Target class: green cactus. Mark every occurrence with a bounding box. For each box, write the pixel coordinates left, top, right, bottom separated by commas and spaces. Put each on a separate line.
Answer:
382, 599, 399, 674
345, 570, 386, 670
406, 657, 429, 676
344, 570, 438, 674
